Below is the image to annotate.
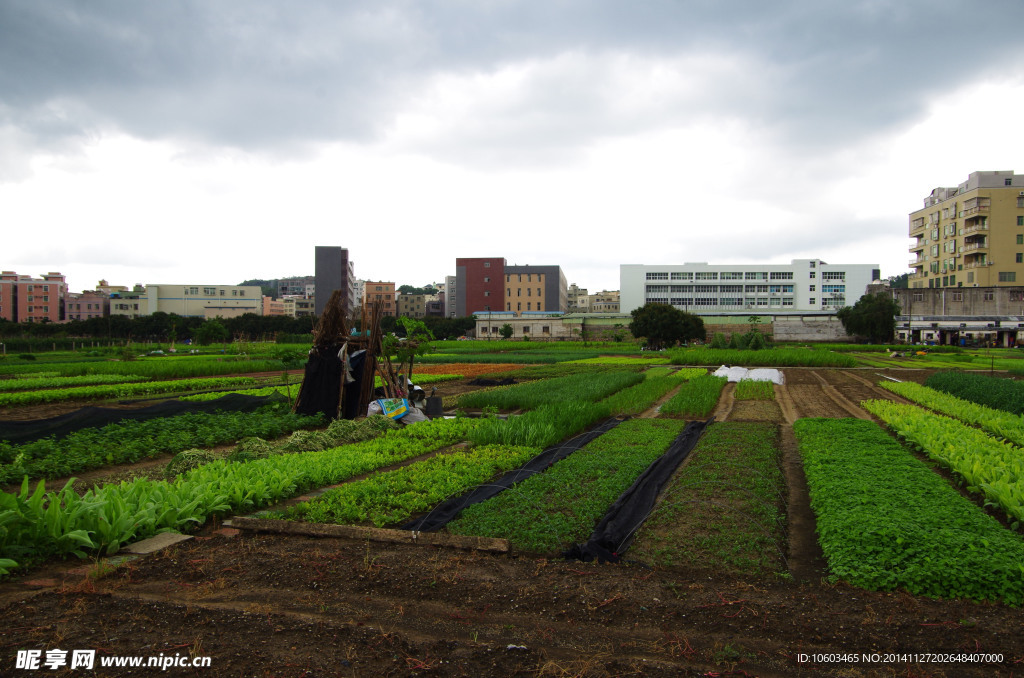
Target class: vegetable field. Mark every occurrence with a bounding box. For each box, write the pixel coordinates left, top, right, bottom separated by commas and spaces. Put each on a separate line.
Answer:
4, 351, 1024, 677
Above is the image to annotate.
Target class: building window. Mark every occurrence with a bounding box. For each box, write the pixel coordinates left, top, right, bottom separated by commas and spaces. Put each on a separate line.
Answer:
517, 302, 521, 310
809, 298, 816, 305
484, 262, 490, 268
1018, 253, 1023, 264
809, 272, 816, 279
506, 303, 510, 311
527, 302, 532, 310
984, 291, 995, 300
1006, 178, 1014, 186
810, 261, 816, 268
484, 277, 490, 283
484, 291, 490, 297
527, 288, 531, 297
913, 293, 924, 302
537, 288, 541, 296
646, 272, 668, 280
1018, 216, 1024, 226
809, 285, 816, 292
1018, 234, 1023, 245
952, 292, 963, 301
999, 272, 1017, 283
506, 289, 510, 297
542, 326, 549, 333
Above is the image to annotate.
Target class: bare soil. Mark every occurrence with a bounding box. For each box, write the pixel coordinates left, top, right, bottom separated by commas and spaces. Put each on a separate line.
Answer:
3, 368, 1024, 677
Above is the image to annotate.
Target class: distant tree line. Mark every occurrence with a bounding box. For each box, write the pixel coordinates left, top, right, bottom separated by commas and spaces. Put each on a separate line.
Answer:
0, 312, 478, 346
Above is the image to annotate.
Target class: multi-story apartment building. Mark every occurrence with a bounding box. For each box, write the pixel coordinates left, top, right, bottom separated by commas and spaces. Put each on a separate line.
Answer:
909, 171, 1024, 289
567, 284, 588, 312
64, 290, 109, 321
0, 271, 68, 323
278, 276, 314, 298
281, 296, 316, 318
444, 275, 457, 317
314, 246, 356, 317
396, 293, 429, 318
620, 260, 879, 314
108, 284, 262, 319
588, 290, 620, 313
363, 281, 396, 317
454, 258, 568, 317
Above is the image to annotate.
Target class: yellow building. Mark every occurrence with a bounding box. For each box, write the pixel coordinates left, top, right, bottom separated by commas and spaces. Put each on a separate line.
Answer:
909, 170, 1024, 288
504, 271, 546, 313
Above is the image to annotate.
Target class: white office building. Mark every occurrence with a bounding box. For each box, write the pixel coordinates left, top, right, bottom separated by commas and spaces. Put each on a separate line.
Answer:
620, 260, 880, 314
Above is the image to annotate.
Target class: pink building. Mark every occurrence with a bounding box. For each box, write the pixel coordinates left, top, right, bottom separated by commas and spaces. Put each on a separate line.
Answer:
64, 290, 109, 321
263, 296, 286, 316
0, 271, 68, 323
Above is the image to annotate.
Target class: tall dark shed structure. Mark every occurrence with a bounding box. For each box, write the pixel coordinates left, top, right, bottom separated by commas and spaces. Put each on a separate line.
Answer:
314, 246, 354, 317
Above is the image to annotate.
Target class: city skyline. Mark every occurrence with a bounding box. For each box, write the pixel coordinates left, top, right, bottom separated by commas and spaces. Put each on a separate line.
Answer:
3, 2, 1024, 293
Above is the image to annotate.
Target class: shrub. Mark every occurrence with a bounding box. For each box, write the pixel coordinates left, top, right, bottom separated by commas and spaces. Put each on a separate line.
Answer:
728, 333, 748, 350
746, 330, 768, 351
710, 332, 728, 349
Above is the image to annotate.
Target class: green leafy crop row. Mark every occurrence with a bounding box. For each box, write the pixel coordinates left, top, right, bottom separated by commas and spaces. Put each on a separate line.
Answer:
794, 417, 1024, 605
629, 421, 786, 575
0, 417, 479, 572
0, 376, 258, 407
0, 404, 323, 485
862, 399, 1024, 524
668, 347, 857, 368
879, 380, 1024, 448
456, 370, 643, 411
449, 418, 688, 553
285, 443, 540, 527
0, 373, 149, 392
659, 374, 727, 417
924, 371, 1024, 416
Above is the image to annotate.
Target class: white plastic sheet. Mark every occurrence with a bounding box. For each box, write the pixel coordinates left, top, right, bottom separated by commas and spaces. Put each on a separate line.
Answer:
711, 365, 785, 385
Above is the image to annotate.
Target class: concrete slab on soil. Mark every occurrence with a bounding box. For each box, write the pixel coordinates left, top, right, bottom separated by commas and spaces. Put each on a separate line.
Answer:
122, 532, 193, 554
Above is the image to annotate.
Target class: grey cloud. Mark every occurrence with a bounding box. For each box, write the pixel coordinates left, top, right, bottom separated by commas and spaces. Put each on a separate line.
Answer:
2, 0, 1023, 166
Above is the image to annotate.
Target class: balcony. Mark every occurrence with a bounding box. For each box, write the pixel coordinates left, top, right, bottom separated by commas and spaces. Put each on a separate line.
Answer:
963, 222, 989, 235
964, 260, 990, 269
962, 204, 990, 218
962, 242, 988, 252
909, 258, 925, 267
909, 218, 926, 234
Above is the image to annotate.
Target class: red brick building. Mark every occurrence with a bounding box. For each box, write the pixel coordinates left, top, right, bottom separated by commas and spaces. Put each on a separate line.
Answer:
454, 258, 505, 317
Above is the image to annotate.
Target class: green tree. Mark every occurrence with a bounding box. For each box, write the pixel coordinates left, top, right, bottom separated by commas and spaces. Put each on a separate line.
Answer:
192, 319, 230, 346
629, 303, 705, 350
499, 323, 514, 340
836, 293, 901, 343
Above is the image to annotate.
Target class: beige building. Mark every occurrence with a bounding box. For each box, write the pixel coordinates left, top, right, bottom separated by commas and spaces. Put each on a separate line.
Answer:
397, 293, 430, 318
109, 284, 262, 319
364, 281, 396, 316
909, 170, 1024, 289
588, 290, 620, 313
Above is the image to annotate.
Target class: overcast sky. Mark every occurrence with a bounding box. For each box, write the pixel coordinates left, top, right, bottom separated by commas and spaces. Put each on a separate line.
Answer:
3, 1, 1024, 295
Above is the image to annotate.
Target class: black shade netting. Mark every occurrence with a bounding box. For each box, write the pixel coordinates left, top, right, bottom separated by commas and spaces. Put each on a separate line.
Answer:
401, 417, 622, 532
564, 418, 712, 564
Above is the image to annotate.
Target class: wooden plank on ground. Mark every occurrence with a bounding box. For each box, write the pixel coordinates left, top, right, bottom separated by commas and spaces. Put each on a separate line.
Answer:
230, 516, 509, 553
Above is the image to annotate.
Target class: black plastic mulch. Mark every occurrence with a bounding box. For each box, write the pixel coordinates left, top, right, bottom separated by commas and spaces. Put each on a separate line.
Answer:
400, 417, 622, 532
564, 418, 712, 564
0, 393, 291, 444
